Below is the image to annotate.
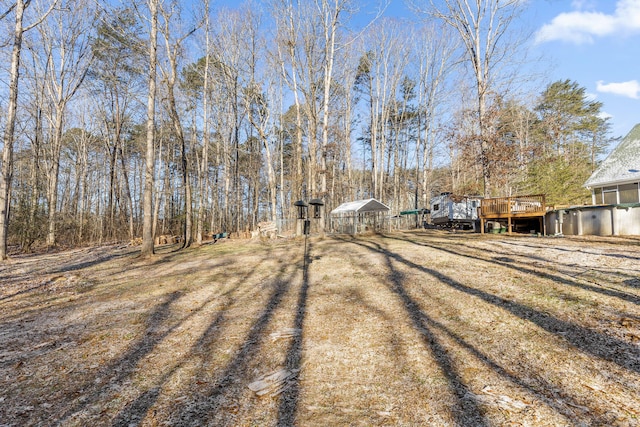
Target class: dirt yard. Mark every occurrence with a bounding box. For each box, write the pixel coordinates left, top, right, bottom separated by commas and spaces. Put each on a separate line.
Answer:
1, 230, 639, 426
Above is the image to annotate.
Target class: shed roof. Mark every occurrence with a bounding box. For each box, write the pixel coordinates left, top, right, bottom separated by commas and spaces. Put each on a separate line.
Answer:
585, 123, 640, 188
330, 198, 390, 215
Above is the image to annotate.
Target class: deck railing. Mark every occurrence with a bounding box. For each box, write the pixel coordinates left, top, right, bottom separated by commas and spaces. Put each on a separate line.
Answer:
479, 194, 546, 217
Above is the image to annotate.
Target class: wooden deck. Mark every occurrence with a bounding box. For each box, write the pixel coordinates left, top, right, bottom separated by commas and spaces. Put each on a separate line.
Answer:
479, 194, 547, 234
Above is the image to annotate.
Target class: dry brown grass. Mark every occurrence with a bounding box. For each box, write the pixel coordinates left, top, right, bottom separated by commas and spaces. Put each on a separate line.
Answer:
1, 231, 639, 426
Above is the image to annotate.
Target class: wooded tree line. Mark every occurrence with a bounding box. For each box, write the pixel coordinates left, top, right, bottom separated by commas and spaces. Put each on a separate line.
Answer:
0, 0, 613, 257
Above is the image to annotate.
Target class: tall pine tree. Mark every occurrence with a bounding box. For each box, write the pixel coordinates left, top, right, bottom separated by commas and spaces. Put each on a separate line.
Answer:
524, 79, 612, 205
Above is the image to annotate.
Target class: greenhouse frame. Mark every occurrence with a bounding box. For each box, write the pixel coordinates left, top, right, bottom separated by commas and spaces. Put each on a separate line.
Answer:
329, 198, 391, 235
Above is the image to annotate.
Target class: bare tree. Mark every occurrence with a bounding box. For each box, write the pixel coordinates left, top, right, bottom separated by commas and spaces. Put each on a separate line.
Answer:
273, 0, 304, 203
158, 1, 198, 248
428, 0, 524, 197
0, 0, 58, 260
195, 0, 210, 246
32, 0, 94, 248
333, 38, 360, 201
412, 22, 457, 208
90, 6, 145, 242
209, 7, 246, 233
317, 0, 354, 233
243, 12, 279, 224
71, 106, 97, 242
355, 19, 411, 201
19, 40, 49, 251
276, 1, 324, 204
141, 0, 159, 256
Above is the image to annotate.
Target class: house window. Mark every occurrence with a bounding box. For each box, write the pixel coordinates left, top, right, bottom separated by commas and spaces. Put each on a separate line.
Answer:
433, 204, 440, 211
593, 187, 603, 204
619, 183, 640, 204
603, 186, 618, 204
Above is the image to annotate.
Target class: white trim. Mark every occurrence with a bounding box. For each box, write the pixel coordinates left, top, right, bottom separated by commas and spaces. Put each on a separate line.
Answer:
591, 182, 640, 204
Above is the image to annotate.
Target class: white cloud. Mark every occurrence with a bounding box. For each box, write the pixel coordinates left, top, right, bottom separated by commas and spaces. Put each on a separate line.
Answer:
535, 0, 640, 44
596, 80, 640, 99
571, 0, 597, 10
598, 111, 613, 120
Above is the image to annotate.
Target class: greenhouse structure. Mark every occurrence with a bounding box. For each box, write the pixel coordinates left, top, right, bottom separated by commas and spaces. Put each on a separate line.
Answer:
329, 198, 391, 235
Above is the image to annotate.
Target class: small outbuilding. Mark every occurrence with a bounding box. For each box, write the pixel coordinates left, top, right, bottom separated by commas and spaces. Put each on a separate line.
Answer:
330, 198, 391, 234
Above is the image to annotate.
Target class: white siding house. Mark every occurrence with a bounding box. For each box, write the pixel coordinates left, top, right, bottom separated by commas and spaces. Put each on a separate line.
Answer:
546, 124, 640, 236
584, 123, 640, 205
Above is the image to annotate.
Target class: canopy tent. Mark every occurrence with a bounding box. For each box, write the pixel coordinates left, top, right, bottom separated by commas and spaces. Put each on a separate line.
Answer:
330, 198, 391, 234
399, 208, 430, 216
393, 208, 430, 230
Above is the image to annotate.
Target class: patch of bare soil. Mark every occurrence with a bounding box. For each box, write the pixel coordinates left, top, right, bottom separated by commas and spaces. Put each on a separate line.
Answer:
1, 231, 639, 426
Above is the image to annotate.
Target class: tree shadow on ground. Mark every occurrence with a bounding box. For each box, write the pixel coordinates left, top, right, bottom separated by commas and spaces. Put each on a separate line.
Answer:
110, 250, 277, 426
414, 296, 613, 424
277, 241, 312, 426
0, 249, 133, 302
379, 234, 640, 374
2, 242, 301, 426
111, 387, 161, 427
55, 290, 183, 425
498, 239, 640, 261
393, 233, 640, 307
335, 236, 489, 426
170, 267, 297, 425
342, 236, 628, 425
624, 278, 640, 289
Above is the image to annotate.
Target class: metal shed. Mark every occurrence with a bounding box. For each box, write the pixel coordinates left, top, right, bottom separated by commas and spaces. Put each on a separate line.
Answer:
329, 198, 391, 234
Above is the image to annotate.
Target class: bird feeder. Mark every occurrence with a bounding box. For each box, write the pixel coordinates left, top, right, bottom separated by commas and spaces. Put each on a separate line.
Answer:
293, 200, 308, 220
309, 198, 324, 219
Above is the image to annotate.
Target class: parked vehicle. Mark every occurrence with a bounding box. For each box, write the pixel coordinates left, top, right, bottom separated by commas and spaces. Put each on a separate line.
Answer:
429, 193, 481, 230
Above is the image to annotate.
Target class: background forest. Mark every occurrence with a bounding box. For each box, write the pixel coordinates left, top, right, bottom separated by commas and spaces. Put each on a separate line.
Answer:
0, 0, 615, 256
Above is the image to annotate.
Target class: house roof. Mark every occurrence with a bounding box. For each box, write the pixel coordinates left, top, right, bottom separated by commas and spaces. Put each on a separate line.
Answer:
330, 198, 390, 215
585, 123, 640, 188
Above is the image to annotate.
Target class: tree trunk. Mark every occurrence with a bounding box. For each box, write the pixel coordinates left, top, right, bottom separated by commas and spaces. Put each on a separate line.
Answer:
0, 0, 26, 260
319, 0, 342, 236
46, 105, 65, 248
196, 4, 210, 246
141, 0, 159, 256
152, 140, 164, 239
78, 132, 88, 241
118, 144, 135, 241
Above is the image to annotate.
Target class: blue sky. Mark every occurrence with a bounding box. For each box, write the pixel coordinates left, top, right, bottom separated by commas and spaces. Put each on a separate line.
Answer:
375, 0, 639, 138
529, 0, 640, 139
211, 0, 638, 139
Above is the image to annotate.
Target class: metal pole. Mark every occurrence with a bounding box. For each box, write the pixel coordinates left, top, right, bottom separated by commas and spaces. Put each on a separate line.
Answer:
303, 231, 308, 270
